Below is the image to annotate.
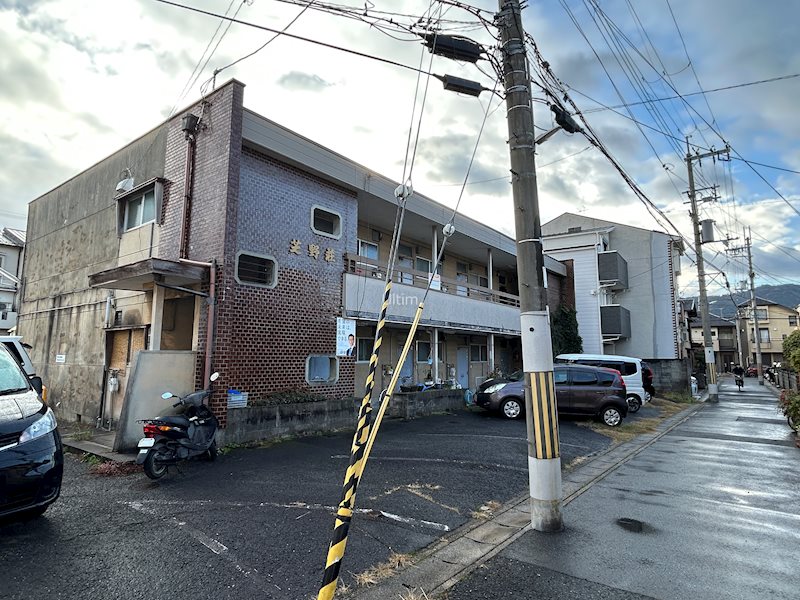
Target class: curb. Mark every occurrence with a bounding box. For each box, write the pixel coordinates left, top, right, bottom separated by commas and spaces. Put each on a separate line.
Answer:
350, 400, 703, 600
62, 438, 135, 463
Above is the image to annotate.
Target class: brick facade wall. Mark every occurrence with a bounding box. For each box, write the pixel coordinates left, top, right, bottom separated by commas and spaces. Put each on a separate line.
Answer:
161, 81, 245, 424
207, 148, 359, 421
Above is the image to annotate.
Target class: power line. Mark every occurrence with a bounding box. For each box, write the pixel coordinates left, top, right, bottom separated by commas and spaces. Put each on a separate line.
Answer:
581, 72, 800, 116
153, 0, 445, 77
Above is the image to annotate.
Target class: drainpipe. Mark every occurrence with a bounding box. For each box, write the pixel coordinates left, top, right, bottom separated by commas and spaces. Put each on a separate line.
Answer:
178, 258, 217, 388
179, 114, 200, 259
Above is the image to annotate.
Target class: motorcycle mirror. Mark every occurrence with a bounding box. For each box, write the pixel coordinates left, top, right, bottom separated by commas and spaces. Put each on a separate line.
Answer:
161, 392, 174, 400
210, 372, 220, 382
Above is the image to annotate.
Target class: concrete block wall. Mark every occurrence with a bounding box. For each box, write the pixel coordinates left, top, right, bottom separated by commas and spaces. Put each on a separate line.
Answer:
647, 358, 690, 394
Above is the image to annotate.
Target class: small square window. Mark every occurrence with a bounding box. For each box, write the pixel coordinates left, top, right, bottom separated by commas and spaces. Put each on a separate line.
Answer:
124, 190, 156, 231
356, 338, 373, 362
235, 252, 277, 288
416, 341, 431, 363
311, 206, 342, 239
306, 355, 339, 384
358, 240, 379, 260
470, 344, 488, 362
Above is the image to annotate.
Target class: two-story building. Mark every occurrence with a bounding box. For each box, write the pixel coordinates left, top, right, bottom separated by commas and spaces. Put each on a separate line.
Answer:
737, 298, 800, 366
19, 79, 573, 450
688, 314, 741, 370
0, 228, 25, 334
540, 214, 686, 389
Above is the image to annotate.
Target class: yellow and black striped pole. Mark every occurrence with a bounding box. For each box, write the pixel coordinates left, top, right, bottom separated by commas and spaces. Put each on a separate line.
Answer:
317, 281, 393, 600
363, 302, 424, 467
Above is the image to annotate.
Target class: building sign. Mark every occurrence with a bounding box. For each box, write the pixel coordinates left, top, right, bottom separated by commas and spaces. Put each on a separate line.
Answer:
336, 317, 357, 357
289, 239, 335, 263
55, 354, 66, 363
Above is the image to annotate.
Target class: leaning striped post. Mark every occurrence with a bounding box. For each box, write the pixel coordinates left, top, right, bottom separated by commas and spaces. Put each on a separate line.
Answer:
317, 280, 393, 600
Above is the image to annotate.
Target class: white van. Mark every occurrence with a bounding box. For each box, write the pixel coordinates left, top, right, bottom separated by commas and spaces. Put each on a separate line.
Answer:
0, 336, 36, 378
555, 353, 648, 413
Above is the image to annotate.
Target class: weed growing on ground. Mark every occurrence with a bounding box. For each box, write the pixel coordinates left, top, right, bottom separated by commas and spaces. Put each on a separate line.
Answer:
89, 461, 140, 476
470, 500, 502, 520
70, 428, 95, 442
80, 452, 103, 467
661, 391, 694, 404
352, 552, 413, 587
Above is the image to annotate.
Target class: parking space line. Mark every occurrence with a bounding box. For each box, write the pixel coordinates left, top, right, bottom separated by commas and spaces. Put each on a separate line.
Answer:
330, 454, 528, 473
124, 501, 278, 593
119, 499, 451, 533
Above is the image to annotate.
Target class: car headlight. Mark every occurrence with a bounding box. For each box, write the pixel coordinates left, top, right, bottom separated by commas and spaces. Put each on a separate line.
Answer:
483, 383, 508, 394
19, 408, 57, 444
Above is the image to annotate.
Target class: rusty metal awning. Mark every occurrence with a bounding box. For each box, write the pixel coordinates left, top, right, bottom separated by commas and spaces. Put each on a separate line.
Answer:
88, 258, 208, 291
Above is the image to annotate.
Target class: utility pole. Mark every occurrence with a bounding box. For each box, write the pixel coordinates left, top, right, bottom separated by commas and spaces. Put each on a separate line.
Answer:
498, 0, 562, 531
745, 227, 764, 383
686, 141, 729, 403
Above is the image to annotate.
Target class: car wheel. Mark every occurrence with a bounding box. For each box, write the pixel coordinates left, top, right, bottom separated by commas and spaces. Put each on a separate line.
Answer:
143, 446, 168, 480
501, 398, 523, 419
601, 405, 623, 427
626, 395, 642, 413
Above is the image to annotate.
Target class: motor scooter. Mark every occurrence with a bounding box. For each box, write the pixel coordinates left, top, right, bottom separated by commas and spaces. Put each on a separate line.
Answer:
136, 372, 220, 479
735, 374, 744, 391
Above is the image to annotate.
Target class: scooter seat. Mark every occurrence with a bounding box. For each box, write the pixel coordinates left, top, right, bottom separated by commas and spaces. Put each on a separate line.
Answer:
156, 415, 191, 428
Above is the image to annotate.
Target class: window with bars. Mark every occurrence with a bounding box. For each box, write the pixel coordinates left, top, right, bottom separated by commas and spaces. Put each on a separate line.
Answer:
235, 252, 277, 288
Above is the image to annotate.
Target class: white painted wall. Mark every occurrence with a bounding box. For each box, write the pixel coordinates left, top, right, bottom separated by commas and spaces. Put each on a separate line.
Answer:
543, 214, 681, 360
343, 273, 521, 334
542, 245, 602, 353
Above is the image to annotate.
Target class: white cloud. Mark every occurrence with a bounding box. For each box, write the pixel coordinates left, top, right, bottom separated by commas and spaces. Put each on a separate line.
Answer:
0, 0, 797, 292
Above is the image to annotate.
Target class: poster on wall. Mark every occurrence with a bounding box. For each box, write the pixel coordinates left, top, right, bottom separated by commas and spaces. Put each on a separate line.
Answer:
336, 317, 357, 357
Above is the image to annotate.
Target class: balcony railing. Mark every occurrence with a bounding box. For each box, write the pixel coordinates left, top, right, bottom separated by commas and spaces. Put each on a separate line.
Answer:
345, 253, 520, 307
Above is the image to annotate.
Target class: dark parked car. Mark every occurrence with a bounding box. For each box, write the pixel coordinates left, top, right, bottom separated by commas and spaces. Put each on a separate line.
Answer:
477, 370, 523, 393
475, 364, 628, 426
0, 344, 62, 521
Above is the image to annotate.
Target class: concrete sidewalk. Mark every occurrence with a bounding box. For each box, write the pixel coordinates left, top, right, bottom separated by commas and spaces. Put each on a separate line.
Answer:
353, 379, 799, 600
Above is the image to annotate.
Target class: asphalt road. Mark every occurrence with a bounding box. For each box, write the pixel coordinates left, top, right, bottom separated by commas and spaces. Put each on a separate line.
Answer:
0, 407, 613, 600
445, 379, 800, 600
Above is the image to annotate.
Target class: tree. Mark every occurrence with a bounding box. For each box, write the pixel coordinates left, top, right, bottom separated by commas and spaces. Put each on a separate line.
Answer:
783, 330, 800, 371
551, 305, 583, 356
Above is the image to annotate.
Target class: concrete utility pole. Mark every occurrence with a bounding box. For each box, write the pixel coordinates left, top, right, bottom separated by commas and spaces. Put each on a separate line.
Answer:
498, 0, 562, 531
745, 227, 764, 383
686, 141, 729, 403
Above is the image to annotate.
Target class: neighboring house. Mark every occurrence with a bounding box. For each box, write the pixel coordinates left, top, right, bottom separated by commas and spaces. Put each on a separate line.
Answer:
737, 298, 800, 365
0, 227, 25, 334
541, 214, 686, 389
688, 314, 741, 370
19, 79, 573, 449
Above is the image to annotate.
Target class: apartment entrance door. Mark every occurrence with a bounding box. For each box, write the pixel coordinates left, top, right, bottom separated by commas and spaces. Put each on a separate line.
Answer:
457, 347, 469, 389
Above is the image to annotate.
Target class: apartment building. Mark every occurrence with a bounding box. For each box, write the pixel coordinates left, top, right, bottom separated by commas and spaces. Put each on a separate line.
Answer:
738, 298, 800, 365
541, 214, 686, 389
19, 80, 573, 449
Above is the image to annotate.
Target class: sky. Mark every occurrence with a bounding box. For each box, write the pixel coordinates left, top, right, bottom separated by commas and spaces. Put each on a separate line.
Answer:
1, 0, 799, 299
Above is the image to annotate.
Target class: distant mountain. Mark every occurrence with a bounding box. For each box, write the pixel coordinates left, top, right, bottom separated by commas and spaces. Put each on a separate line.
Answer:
700, 284, 800, 319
